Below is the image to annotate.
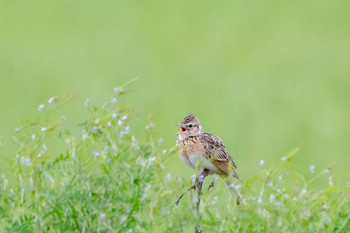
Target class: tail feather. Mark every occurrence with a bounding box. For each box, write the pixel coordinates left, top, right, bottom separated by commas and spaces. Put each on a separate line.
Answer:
224, 179, 246, 206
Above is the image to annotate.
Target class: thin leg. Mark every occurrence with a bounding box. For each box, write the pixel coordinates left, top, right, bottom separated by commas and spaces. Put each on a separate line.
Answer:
208, 174, 217, 190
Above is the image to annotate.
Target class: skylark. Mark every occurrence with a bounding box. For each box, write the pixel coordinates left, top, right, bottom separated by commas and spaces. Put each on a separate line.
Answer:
176, 114, 243, 202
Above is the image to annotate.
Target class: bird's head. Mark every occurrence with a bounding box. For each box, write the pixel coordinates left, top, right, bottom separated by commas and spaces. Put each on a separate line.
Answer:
176, 114, 204, 140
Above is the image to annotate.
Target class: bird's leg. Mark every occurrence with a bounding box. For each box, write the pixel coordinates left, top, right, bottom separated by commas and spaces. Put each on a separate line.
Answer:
195, 169, 209, 209
208, 174, 217, 190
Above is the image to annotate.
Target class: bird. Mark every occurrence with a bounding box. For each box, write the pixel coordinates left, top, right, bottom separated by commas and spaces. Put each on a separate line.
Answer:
175, 113, 244, 204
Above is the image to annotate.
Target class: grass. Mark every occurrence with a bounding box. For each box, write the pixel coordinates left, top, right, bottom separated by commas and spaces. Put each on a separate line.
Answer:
0, 81, 349, 232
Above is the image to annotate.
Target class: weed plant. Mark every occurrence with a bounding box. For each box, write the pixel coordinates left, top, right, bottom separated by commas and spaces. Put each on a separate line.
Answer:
0, 81, 349, 232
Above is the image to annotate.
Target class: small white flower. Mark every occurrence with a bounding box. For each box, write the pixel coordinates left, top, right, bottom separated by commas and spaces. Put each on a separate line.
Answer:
278, 176, 283, 183
47, 175, 54, 183
107, 122, 112, 127
113, 87, 119, 93
268, 182, 273, 187
41, 127, 48, 132
162, 149, 167, 154
281, 157, 287, 161
122, 115, 127, 121
124, 126, 130, 134
158, 138, 164, 144
260, 160, 264, 166
24, 156, 31, 166
37, 104, 44, 111
141, 193, 146, 201
347, 181, 350, 187
191, 174, 197, 183
160, 163, 165, 169
145, 126, 149, 130
258, 197, 263, 204
127, 229, 132, 233
110, 97, 117, 103
235, 184, 241, 190
285, 171, 289, 175
166, 173, 171, 181
1, 174, 5, 179
32, 134, 36, 140
150, 157, 156, 162
293, 197, 297, 201
92, 151, 100, 159
37, 153, 42, 158
325, 169, 331, 175
106, 158, 111, 164
84, 98, 90, 106
112, 113, 118, 119
269, 194, 275, 203
212, 196, 218, 204
168, 221, 173, 228
300, 188, 307, 196
118, 120, 122, 126
42, 144, 47, 151
310, 165, 315, 173
48, 96, 56, 103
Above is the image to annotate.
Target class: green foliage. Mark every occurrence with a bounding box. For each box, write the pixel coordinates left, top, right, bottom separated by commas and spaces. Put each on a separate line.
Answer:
0, 83, 349, 232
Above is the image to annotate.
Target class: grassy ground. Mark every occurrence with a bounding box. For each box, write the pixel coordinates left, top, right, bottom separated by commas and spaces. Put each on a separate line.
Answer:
0, 85, 349, 232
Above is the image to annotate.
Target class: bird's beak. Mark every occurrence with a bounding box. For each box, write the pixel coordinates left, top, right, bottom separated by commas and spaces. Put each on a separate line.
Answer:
176, 124, 186, 135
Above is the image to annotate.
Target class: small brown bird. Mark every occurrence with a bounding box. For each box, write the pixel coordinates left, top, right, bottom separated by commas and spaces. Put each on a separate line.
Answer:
176, 114, 244, 202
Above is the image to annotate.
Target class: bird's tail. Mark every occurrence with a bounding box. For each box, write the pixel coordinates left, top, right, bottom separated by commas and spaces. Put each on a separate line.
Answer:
224, 179, 246, 206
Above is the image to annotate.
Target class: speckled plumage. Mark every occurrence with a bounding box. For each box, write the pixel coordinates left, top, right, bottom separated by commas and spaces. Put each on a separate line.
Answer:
176, 114, 240, 180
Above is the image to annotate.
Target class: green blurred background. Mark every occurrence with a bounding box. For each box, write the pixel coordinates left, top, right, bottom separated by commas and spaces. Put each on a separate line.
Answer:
1, 0, 350, 183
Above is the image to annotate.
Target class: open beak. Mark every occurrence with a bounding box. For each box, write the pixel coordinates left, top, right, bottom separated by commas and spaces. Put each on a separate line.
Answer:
176, 124, 186, 134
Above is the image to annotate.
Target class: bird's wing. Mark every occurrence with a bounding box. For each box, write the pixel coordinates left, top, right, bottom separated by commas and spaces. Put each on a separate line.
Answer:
199, 133, 238, 176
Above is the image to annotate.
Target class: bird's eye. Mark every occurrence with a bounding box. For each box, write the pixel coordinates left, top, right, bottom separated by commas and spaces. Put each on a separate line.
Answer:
188, 124, 193, 128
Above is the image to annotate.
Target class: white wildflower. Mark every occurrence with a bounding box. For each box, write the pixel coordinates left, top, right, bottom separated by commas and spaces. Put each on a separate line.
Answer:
258, 197, 263, 204
110, 97, 117, 103
191, 174, 197, 183
113, 87, 119, 93
325, 169, 331, 175
300, 188, 307, 196
141, 193, 146, 201
127, 229, 132, 233
112, 113, 118, 119
24, 156, 31, 166
260, 160, 264, 166
124, 126, 130, 134
92, 151, 100, 159
37, 104, 44, 111
285, 171, 289, 175
269, 194, 275, 203
212, 196, 218, 204
168, 221, 173, 228
42, 144, 47, 151
48, 96, 56, 103
278, 176, 283, 183
160, 163, 165, 169
166, 173, 171, 181
32, 134, 36, 140
158, 138, 164, 145
118, 120, 122, 126
281, 157, 287, 161
106, 158, 111, 164
162, 149, 167, 154
150, 157, 156, 162
41, 127, 48, 132
268, 182, 273, 187
122, 115, 127, 121
107, 121, 111, 127
310, 165, 315, 173
84, 98, 90, 106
